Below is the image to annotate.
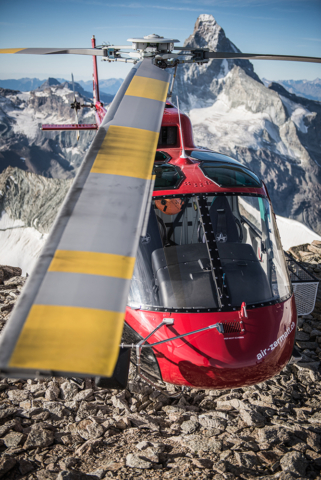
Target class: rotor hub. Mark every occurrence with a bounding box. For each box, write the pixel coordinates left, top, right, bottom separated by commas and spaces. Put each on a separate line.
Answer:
127, 35, 180, 54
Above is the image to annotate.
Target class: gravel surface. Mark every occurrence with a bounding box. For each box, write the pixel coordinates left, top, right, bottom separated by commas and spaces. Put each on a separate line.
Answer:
0, 243, 320, 480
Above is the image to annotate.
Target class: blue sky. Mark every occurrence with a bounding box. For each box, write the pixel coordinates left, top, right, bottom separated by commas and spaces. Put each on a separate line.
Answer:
1, 0, 320, 82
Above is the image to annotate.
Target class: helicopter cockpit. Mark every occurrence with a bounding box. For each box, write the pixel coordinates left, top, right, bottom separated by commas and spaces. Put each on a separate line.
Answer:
128, 192, 292, 312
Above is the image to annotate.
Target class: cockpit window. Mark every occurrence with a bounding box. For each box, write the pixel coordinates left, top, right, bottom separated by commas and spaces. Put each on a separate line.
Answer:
152, 164, 184, 190
200, 163, 262, 188
188, 150, 242, 166
128, 194, 291, 311
155, 151, 171, 163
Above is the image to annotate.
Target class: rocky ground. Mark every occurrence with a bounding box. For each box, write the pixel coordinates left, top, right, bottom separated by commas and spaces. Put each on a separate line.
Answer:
0, 243, 320, 480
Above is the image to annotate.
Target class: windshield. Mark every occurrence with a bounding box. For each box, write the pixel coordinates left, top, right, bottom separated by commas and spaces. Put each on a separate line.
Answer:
128, 194, 292, 311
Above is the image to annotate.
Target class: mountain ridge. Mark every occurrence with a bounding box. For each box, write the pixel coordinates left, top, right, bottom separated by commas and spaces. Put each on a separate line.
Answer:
263, 78, 321, 102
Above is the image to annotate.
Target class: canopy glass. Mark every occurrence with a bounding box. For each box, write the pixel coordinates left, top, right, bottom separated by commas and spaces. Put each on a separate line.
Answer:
128, 194, 291, 311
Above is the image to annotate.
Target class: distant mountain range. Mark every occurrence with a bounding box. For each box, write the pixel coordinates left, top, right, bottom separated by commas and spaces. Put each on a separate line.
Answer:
33, 77, 115, 105
262, 78, 321, 102
0, 77, 123, 98
77, 78, 123, 95
1, 76, 320, 102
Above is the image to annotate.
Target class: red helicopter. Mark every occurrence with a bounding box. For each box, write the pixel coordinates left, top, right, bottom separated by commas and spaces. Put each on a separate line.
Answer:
0, 35, 320, 390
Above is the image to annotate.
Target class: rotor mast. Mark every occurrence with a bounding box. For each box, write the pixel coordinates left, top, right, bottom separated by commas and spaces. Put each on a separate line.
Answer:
91, 35, 100, 104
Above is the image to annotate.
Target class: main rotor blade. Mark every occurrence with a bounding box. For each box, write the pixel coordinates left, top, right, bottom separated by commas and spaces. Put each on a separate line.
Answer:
203, 51, 321, 63
0, 47, 105, 56
0, 59, 170, 379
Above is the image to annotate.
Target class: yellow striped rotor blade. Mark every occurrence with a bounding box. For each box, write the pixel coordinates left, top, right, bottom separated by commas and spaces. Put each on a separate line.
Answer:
0, 59, 170, 378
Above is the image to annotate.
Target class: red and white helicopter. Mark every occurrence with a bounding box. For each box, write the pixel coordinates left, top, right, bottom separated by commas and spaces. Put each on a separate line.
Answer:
0, 35, 320, 390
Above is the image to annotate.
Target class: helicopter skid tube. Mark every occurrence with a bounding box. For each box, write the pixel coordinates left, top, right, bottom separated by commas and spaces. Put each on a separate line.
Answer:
125, 295, 297, 389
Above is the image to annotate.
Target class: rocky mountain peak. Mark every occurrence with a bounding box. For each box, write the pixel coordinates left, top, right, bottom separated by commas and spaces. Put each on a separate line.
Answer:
184, 14, 224, 51
173, 15, 261, 111
184, 13, 238, 56
37, 77, 61, 90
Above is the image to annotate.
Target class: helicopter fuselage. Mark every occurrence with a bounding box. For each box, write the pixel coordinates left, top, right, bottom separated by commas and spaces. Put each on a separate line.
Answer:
124, 102, 297, 389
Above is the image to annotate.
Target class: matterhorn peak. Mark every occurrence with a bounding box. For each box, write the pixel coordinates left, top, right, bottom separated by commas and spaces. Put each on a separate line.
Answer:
198, 13, 216, 22
196, 13, 218, 31
173, 15, 261, 111
184, 14, 225, 51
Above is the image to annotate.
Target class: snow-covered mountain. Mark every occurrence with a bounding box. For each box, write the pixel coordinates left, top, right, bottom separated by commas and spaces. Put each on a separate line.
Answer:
0, 80, 111, 273
173, 14, 321, 236
0, 81, 97, 178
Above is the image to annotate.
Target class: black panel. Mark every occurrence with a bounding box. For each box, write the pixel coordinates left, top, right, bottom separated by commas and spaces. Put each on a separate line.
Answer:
197, 195, 229, 306
158, 126, 177, 146
152, 244, 208, 271
217, 242, 258, 262
209, 196, 241, 243
121, 322, 162, 382
95, 347, 131, 390
155, 151, 171, 164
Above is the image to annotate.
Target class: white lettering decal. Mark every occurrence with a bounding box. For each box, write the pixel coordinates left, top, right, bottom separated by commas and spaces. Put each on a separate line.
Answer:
256, 322, 295, 361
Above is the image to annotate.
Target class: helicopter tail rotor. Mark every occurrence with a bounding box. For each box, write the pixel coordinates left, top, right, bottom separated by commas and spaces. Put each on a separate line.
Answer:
71, 73, 80, 141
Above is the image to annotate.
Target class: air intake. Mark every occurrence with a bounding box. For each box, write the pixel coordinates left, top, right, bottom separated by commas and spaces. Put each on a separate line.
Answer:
222, 321, 244, 335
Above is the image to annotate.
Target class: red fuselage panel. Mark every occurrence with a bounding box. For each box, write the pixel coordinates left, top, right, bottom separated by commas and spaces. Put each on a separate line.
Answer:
125, 296, 296, 389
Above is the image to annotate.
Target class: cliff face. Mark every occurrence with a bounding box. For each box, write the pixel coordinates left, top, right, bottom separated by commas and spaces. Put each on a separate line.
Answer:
0, 167, 72, 273
0, 166, 71, 233
173, 14, 321, 236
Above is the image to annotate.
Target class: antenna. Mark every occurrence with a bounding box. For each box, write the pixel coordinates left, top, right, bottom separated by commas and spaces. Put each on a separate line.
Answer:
168, 63, 178, 99
177, 98, 187, 159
